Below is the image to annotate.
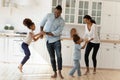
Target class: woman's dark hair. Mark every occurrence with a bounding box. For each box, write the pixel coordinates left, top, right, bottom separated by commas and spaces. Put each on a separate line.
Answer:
73, 34, 80, 43
83, 15, 96, 24
55, 5, 62, 12
23, 18, 34, 29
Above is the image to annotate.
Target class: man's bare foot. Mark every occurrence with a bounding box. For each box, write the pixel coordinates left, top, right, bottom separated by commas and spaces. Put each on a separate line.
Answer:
58, 70, 64, 79
51, 72, 57, 78
18, 66, 23, 73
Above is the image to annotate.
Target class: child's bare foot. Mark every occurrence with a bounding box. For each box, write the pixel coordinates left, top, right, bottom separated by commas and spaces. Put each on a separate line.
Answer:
51, 72, 57, 78
69, 75, 75, 78
58, 70, 64, 79
18, 66, 23, 73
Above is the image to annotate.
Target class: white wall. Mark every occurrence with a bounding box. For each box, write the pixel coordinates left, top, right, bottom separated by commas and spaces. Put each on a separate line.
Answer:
0, 0, 52, 33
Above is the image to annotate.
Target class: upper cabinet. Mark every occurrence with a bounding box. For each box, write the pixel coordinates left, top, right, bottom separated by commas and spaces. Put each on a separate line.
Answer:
52, 0, 102, 25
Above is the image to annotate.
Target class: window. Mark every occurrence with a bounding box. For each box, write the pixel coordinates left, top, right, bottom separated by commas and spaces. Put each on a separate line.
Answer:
91, 2, 102, 25
78, 1, 102, 25
52, 0, 62, 12
65, 0, 76, 23
78, 1, 89, 24
51, 0, 102, 25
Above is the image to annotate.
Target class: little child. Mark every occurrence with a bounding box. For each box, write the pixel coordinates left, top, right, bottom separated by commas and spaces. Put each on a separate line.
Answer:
69, 34, 87, 77
18, 18, 41, 72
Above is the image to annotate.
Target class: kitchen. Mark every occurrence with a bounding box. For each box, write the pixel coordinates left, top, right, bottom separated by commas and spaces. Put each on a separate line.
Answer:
0, 0, 120, 80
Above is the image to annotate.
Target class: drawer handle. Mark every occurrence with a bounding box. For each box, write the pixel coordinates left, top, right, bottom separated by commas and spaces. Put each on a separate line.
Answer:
66, 46, 70, 48
106, 49, 109, 51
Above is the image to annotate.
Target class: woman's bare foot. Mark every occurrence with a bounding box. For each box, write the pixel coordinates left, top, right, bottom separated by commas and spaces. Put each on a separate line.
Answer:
51, 72, 57, 78
93, 68, 96, 74
84, 71, 89, 75
93, 71, 96, 74
58, 70, 64, 79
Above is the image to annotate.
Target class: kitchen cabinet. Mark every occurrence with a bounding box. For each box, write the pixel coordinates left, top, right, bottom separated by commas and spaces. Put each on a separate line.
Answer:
61, 40, 74, 66
101, 1, 115, 34
52, 0, 102, 25
0, 37, 5, 58
112, 43, 120, 69
99, 43, 114, 69
32, 39, 50, 64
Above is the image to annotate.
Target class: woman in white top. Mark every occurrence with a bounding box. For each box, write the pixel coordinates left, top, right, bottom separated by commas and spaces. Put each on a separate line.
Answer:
18, 18, 41, 72
83, 15, 100, 75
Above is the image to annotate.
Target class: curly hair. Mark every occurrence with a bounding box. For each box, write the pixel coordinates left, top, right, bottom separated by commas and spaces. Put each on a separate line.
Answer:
23, 18, 34, 29
73, 34, 80, 43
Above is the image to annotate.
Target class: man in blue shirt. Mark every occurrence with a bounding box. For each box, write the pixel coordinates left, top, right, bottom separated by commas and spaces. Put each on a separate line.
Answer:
40, 5, 65, 79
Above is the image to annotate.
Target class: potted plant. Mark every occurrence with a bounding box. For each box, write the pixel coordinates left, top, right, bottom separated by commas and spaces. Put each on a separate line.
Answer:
4, 26, 9, 30
9, 26, 14, 30
4, 25, 14, 33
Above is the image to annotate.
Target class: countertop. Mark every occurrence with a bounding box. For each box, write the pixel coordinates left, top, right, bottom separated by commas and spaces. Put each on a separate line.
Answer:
1, 33, 120, 44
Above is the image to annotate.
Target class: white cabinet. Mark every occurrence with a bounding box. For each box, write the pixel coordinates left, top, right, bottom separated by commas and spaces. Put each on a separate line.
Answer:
52, 0, 102, 25
112, 43, 120, 69
32, 39, 50, 64
61, 40, 74, 66
99, 43, 114, 69
98, 42, 120, 69
81, 49, 86, 67
0, 37, 5, 58
101, 1, 117, 35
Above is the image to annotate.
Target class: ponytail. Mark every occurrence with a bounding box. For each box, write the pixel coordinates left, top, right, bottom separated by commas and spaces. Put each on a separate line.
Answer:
83, 15, 96, 24
91, 19, 96, 24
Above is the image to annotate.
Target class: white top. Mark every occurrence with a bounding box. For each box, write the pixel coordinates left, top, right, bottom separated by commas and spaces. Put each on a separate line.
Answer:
83, 23, 100, 43
23, 30, 34, 45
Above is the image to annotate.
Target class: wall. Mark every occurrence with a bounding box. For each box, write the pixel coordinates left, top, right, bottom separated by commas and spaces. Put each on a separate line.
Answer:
0, 0, 52, 33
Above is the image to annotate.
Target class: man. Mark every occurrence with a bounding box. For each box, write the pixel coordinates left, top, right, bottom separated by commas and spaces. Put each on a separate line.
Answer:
40, 5, 65, 79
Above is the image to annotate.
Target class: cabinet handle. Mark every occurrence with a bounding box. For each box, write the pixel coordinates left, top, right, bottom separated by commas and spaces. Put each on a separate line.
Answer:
114, 43, 117, 45
66, 46, 70, 48
106, 49, 109, 51
106, 38, 109, 39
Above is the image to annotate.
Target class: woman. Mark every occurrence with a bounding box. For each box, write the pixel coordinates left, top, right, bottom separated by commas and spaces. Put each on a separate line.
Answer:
83, 15, 100, 75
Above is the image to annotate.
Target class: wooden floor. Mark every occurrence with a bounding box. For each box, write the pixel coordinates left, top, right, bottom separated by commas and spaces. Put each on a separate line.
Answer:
0, 62, 120, 80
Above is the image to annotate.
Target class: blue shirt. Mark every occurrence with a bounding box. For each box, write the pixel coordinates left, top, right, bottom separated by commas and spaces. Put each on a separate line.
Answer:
40, 13, 65, 43
73, 44, 81, 60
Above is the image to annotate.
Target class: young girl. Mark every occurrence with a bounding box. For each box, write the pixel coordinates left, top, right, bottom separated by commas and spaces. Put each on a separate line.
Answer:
69, 34, 87, 77
18, 18, 41, 72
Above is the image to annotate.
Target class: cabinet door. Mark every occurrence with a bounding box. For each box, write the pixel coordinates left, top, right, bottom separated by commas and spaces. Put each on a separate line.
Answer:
61, 40, 74, 66
113, 44, 120, 69
81, 49, 86, 67
0, 37, 5, 58
31, 39, 50, 64
99, 43, 114, 69
101, 1, 116, 34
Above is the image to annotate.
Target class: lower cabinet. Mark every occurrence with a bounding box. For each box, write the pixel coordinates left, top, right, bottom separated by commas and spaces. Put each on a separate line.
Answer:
0, 37, 5, 59
61, 40, 120, 69
61, 40, 74, 66
1, 36, 120, 69
99, 43, 114, 69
